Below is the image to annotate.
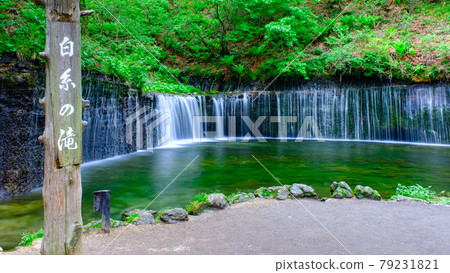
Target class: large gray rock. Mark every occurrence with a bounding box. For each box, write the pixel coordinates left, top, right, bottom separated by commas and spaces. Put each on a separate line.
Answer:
330, 181, 354, 199
354, 185, 381, 200
267, 186, 290, 200
207, 193, 229, 209
290, 184, 303, 197
275, 188, 290, 200
160, 208, 189, 224
122, 209, 156, 225
290, 184, 318, 199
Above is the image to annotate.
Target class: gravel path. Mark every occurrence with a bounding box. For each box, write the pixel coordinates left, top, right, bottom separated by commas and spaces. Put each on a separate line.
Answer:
5, 198, 450, 255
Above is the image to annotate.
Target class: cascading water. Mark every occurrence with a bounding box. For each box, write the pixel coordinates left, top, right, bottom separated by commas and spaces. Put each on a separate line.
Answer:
81, 83, 449, 163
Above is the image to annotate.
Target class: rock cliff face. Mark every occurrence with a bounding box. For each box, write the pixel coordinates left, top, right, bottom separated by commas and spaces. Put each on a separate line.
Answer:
0, 55, 44, 198
0, 55, 137, 198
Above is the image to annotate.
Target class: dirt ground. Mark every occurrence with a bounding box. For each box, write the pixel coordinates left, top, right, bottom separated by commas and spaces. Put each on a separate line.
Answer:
5, 198, 450, 255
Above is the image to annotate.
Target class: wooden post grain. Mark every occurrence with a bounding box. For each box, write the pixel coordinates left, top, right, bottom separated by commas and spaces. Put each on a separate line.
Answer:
39, 0, 89, 255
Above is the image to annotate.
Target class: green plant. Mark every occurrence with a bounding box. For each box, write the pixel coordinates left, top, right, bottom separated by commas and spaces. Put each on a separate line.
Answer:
220, 55, 235, 67
391, 184, 436, 200
193, 192, 208, 203
125, 213, 141, 224
19, 229, 44, 247
389, 184, 449, 204
261, 188, 272, 197
1, 0, 448, 88
413, 64, 426, 78
392, 39, 410, 59
186, 192, 210, 215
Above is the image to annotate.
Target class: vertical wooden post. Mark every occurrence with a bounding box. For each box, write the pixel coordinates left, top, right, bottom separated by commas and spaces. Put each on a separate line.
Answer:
37, 0, 90, 255
94, 190, 111, 233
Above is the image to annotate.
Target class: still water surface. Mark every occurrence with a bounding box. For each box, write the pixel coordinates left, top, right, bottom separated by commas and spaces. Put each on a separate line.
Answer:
1, 140, 449, 250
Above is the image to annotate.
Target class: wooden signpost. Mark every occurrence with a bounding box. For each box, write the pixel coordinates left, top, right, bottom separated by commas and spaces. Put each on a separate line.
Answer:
36, 0, 92, 255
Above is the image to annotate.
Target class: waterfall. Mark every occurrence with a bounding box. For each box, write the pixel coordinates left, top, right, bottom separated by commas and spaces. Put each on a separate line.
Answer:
212, 97, 225, 138
81, 83, 449, 163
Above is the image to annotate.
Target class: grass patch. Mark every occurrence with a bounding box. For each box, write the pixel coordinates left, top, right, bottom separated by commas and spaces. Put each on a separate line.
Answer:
125, 213, 141, 224
390, 184, 450, 205
19, 229, 44, 247
193, 192, 208, 203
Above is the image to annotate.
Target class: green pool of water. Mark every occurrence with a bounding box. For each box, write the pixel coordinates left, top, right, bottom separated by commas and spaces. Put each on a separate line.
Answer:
1, 140, 449, 250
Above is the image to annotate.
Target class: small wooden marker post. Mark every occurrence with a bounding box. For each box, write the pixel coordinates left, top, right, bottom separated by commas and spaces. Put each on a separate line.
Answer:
94, 190, 111, 233
35, 0, 93, 254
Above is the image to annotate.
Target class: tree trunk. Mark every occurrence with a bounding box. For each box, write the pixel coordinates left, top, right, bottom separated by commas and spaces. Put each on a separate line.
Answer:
39, 0, 87, 255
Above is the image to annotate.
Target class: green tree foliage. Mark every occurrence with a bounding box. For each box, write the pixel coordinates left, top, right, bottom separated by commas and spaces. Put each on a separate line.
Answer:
0, 0, 45, 60
1, 0, 448, 92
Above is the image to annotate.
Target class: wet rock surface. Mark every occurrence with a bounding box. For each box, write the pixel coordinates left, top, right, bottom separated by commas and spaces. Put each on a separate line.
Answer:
0, 56, 141, 197
0, 57, 44, 198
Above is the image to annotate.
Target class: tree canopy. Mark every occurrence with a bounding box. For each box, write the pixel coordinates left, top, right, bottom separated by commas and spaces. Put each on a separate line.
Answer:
1, 0, 448, 92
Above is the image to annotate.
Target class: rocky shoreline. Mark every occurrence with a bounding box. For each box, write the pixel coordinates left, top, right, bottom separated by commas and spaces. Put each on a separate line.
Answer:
3, 180, 447, 253
80, 181, 437, 234
5, 196, 450, 255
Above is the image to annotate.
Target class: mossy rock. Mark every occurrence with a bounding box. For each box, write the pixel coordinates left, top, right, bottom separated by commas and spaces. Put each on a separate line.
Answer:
267, 186, 290, 200
228, 192, 256, 204
121, 208, 157, 221
290, 184, 318, 199
330, 181, 354, 199
121, 209, 157, 225
206, 193, 229, 209
186, 200, 209, 215
186, 193, 209, 215
255, 187, 274, 199
354, 185, 381, 200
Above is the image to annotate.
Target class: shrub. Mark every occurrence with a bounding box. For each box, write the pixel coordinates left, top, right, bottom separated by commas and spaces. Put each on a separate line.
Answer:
19, 229, 44, 247
392, 39, 410, 59
390, 184, 450, 204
